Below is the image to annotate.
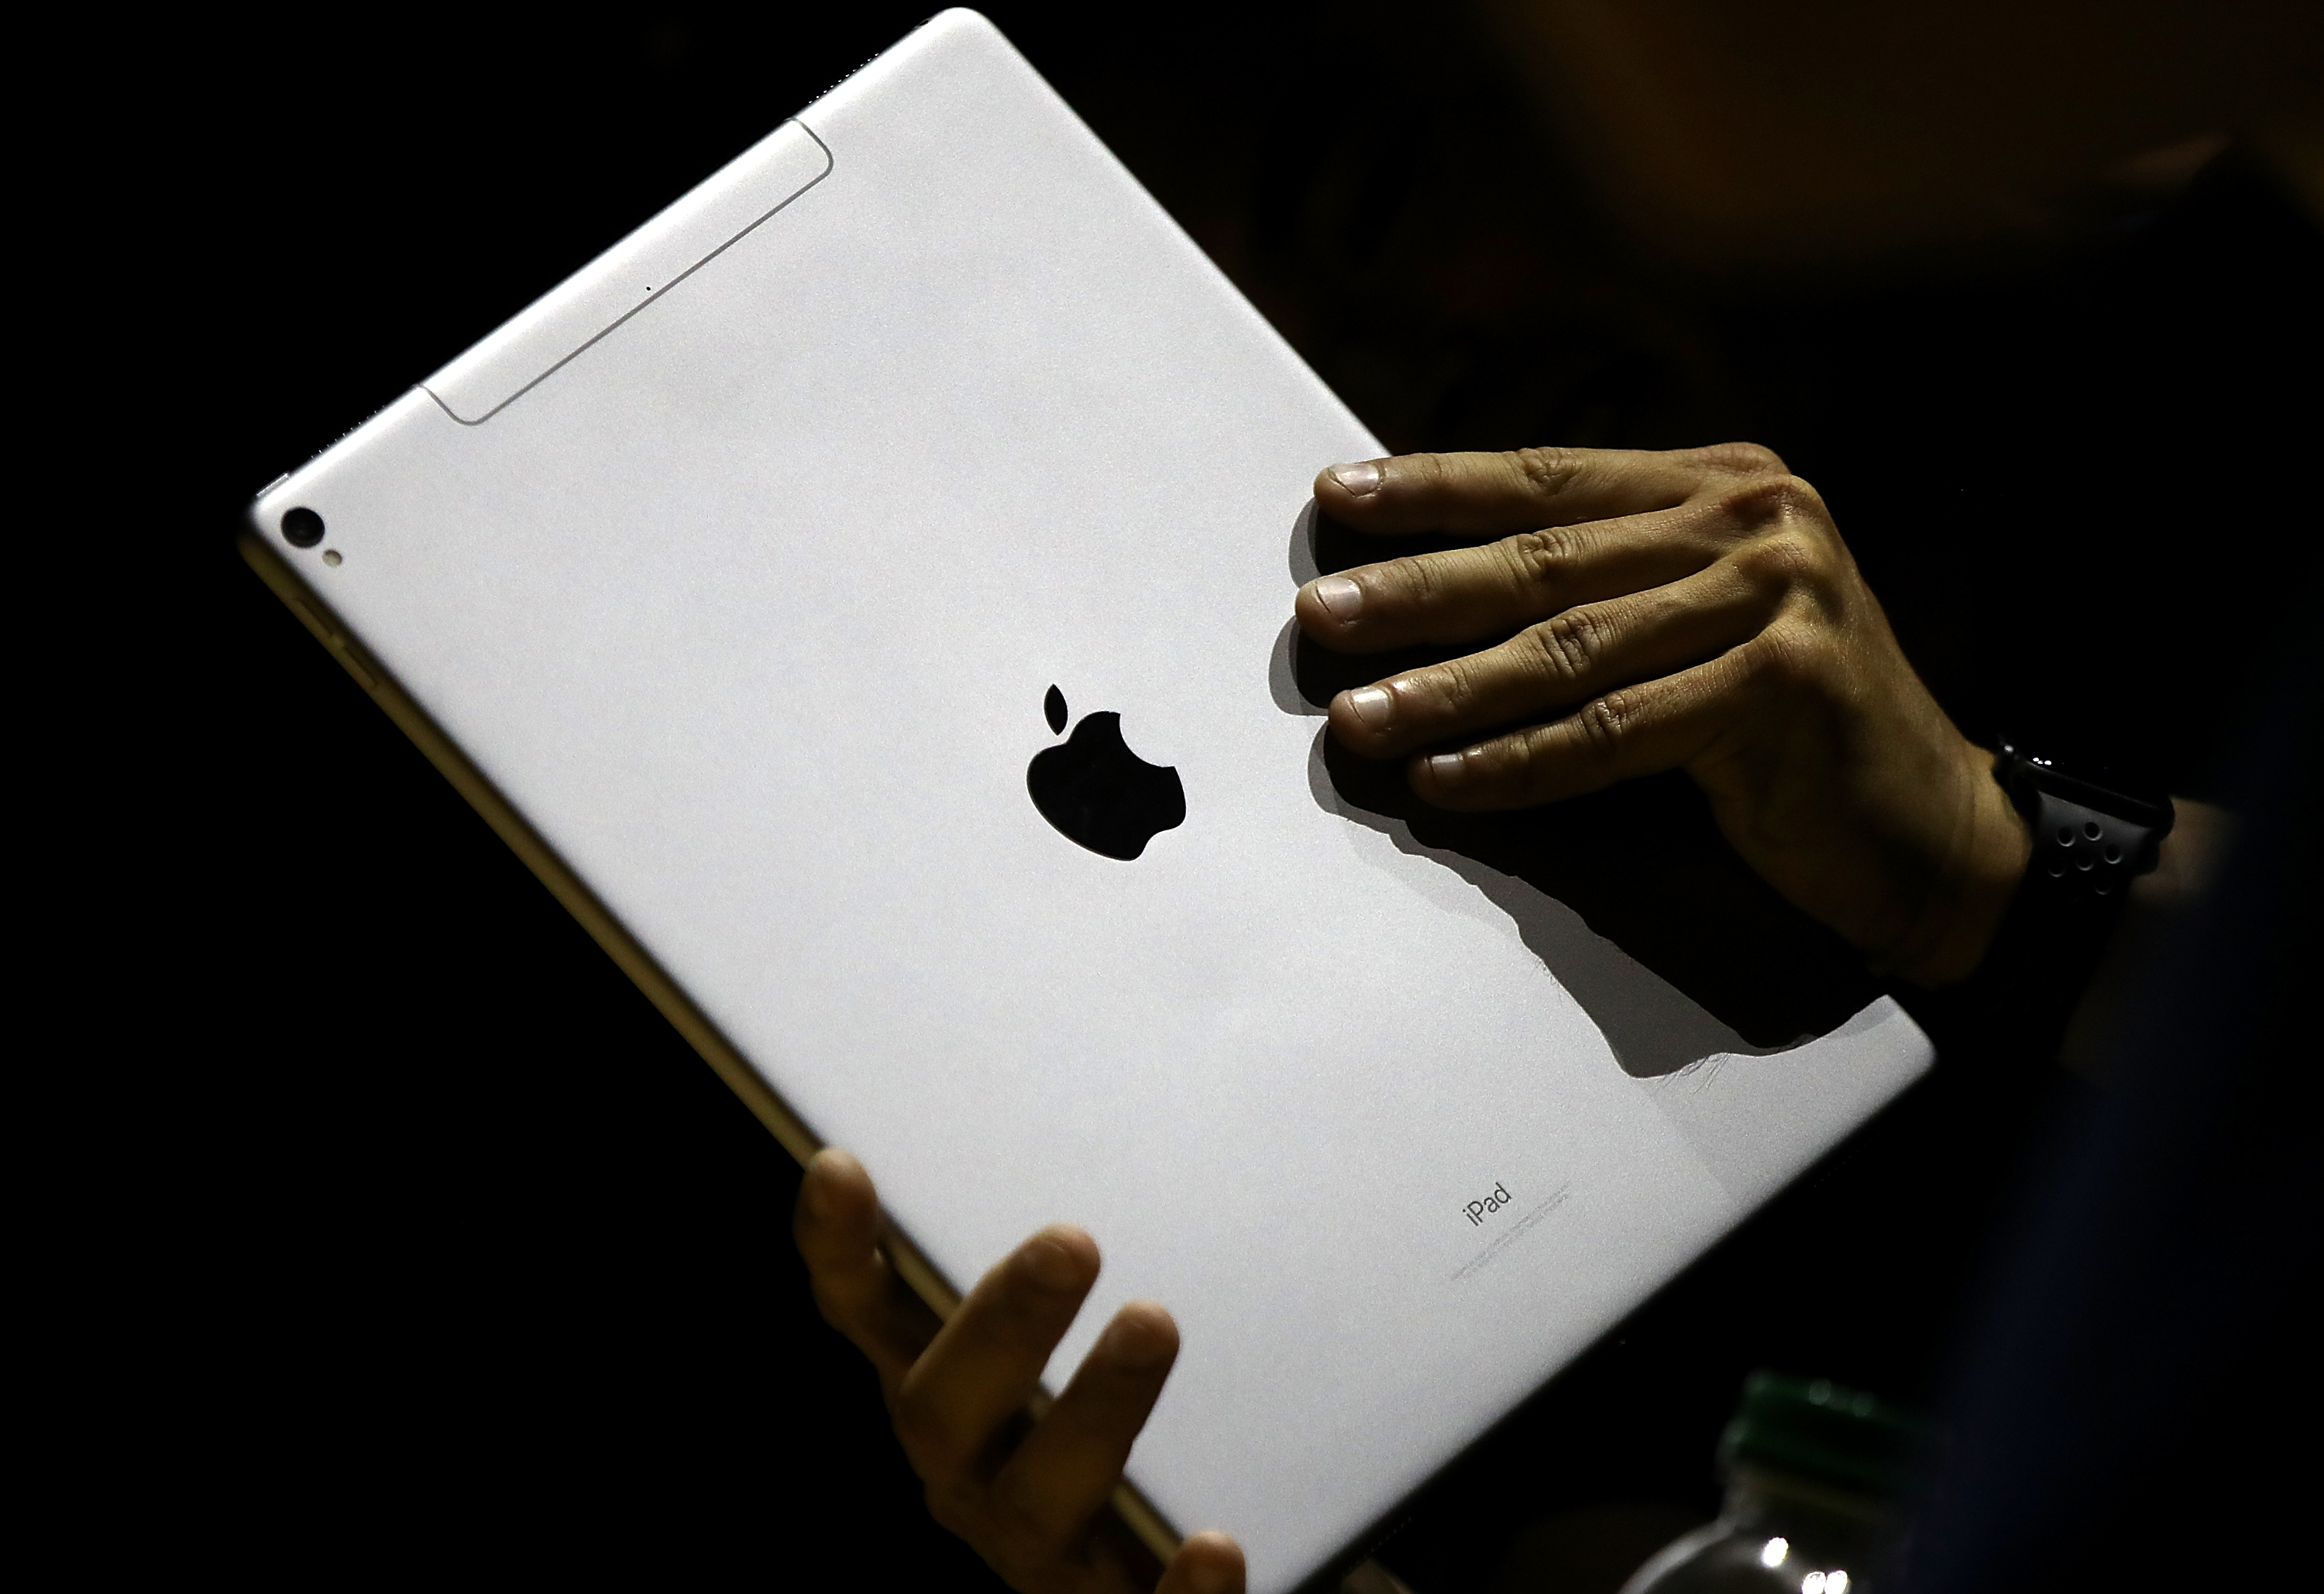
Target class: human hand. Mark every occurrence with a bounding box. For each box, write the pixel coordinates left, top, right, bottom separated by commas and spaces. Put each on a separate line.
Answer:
1295, 445, 2030, 986
794, 1149, 1244, 1594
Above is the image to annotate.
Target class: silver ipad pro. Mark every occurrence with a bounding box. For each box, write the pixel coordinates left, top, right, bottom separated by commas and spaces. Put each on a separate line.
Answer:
243, 12, 1931, 1591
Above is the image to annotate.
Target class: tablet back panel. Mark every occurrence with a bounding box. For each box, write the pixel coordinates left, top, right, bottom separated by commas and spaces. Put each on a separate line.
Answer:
248, 13, 1930, 1590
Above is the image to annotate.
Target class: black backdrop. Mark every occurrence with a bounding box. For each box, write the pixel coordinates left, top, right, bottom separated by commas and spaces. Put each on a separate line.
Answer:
119, 4, 2319, 1588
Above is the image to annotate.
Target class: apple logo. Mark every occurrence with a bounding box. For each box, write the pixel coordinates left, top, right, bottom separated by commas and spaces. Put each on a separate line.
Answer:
1026, 685, 1185, 860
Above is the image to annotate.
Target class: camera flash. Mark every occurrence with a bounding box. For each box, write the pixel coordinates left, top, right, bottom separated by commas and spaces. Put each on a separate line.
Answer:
322, 550, 343, 567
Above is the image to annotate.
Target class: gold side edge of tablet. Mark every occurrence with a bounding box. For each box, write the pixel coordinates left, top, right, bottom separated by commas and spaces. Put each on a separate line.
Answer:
239, 527, 1182, 1566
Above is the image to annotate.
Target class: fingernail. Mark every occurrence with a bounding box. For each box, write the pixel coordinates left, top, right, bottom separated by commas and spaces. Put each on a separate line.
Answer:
1327, 460, 1383, 497
1343, 685, 1394, 731
1023, 1234, 1086, 1292
1101, 1311, 1174, 1369
1308, 575, 1363, 624
1427, 751, 1469, 789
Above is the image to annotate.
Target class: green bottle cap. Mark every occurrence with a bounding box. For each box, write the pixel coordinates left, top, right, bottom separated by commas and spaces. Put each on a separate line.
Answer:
1718, 1372, 1934, 1500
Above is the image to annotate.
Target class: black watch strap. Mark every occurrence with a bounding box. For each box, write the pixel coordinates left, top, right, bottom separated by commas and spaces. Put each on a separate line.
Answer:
1910, 746, 2175, 1068
1993, 743, 2174, 904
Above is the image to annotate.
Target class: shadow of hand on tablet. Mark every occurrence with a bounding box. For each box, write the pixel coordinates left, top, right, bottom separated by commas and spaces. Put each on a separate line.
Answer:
1276, 507, 1880, 1075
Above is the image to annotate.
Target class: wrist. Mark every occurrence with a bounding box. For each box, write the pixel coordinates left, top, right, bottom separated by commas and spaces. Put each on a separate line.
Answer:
1889, 740, 2033, 988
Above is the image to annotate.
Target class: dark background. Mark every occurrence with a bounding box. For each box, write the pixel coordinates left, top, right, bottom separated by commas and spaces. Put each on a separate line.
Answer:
117, 4, 2317, 1588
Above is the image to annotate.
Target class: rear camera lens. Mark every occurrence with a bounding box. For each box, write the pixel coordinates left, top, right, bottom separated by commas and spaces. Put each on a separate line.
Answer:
281, 507, 325, 548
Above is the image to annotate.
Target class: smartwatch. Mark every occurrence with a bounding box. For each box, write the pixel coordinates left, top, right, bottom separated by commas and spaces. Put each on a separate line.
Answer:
1954, 741, 2176, 1060
1993, 741, 2175, 906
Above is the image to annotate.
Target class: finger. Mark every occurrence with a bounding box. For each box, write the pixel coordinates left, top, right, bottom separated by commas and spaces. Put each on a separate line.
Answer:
892, 1225, 1101, 1480
1313, 443, 1782, 538
991, 1302, 1180, 1546
794, 1149, 941, 1393
1328, 563, 1776, 760
1157, 1531, 1247, 1594
1410, 641, 1766, 810
1295, 506, 1721, 654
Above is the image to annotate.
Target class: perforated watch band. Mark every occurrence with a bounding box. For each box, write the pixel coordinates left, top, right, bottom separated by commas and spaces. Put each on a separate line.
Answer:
1931, 744, 2178, 1063
1996, 744, 2174, 907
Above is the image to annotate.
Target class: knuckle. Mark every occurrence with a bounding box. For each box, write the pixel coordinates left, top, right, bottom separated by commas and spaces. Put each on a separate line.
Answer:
1776, 472, 1830, 516
1528, 610, 1604, 684
1575, 693, 1629, 764
1732, 529, 1822, 589
1387, 551, 1446, 609
1509, 445, 1580, 500
1748, 623, 1832, 691
1712, 472, 1827, 533
889, 1386, 957, 1466
1689, 440, 1790, 477
920, 1482, 998, 1554
1423, 655, 1487, 719
986, 1465, 1037, 1521
1501, 527, 1581, 594
972, 1501, 1054, 1587
985, 1479, 1043, 1544
807, 1278, 852, 1331
987, 1469, 1076, 1549
1405, 452, 1456, 494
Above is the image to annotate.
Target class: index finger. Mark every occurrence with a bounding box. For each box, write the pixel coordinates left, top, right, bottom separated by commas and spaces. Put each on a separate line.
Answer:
1314, 443, 1786, 538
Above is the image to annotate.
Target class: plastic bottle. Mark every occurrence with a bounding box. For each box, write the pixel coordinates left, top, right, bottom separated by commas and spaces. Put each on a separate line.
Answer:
1618, 1372, 1930, 1593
